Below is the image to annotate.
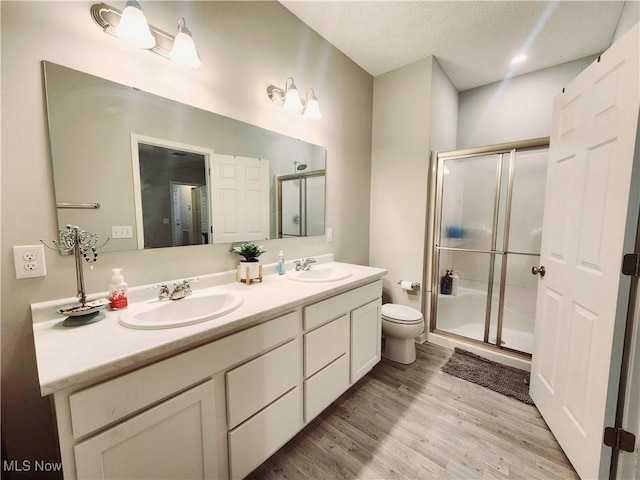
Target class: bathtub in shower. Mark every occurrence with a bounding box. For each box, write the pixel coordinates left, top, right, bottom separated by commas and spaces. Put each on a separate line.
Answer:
435, 281, 536, 354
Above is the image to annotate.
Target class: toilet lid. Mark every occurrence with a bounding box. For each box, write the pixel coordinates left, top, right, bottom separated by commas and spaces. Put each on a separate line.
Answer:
381, 304, 423, 323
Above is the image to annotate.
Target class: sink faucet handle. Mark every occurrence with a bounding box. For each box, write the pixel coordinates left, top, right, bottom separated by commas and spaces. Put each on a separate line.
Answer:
157, 283, 170, 300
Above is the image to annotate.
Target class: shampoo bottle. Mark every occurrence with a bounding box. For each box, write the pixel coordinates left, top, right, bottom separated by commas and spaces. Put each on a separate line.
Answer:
440, 270, 452, 295
277, 251, 285, 275
109, 268, 129, 309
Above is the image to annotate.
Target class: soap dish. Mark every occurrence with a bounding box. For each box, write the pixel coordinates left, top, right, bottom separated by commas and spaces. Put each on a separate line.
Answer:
57, 298, 109, 327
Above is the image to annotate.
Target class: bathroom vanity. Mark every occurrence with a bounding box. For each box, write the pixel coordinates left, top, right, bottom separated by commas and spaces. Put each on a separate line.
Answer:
31, 259, 386, 479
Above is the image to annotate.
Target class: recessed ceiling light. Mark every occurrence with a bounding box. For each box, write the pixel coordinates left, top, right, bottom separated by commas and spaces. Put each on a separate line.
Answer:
511, 53, 528, 65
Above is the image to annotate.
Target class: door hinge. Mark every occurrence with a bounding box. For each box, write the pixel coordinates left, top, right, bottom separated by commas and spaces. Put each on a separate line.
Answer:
603, 427, 636, 452
621, 253, 640, 276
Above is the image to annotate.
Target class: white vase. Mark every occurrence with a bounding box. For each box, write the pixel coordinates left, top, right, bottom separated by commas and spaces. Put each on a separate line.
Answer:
239, 261, 261, 280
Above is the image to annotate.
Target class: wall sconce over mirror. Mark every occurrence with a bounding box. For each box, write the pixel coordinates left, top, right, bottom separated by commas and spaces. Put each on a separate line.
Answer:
91, 2, 201, 68
267, 78, 322, 120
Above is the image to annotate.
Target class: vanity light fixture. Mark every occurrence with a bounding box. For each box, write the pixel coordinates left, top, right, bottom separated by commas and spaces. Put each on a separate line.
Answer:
91, 2, 201, 69
267, 78, 322, 120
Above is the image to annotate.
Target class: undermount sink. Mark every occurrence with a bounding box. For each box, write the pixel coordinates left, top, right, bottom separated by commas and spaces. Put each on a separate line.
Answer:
119, 290, 243, 330
286, 265, 352, 283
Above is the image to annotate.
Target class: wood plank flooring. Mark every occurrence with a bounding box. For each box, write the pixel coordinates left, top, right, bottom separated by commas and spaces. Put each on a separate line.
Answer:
248, 342, 579, 480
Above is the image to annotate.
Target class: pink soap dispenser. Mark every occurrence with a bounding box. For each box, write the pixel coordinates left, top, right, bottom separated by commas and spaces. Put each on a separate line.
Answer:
109, 268, 129, 309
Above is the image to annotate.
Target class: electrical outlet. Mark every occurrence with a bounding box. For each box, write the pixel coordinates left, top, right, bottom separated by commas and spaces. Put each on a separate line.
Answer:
326, 227, 333, 242
112, 226, 133, 239
13, 245, 47, 279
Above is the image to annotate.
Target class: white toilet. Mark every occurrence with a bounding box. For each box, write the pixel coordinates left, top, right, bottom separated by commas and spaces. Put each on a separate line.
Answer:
381, 303, 424, 364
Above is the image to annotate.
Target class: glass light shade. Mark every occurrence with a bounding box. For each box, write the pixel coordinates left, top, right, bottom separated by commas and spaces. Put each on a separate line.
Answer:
302, 93, 322, 120
283, 82, 303, 113
115, 1, 155, 49
170, 32, 201, 69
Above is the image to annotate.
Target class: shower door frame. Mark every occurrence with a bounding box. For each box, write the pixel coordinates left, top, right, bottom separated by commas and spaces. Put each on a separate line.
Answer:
276, 169, 326, 238
426, 137, 550, 358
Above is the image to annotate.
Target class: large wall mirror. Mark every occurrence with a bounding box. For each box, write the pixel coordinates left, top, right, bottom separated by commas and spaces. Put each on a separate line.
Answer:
43, 61, 326, 252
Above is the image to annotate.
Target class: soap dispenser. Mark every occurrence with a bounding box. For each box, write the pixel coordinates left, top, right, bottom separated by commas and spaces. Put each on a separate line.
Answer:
440, 270, 452, 295
109, 268, 129, 309
277, 251, 285, 275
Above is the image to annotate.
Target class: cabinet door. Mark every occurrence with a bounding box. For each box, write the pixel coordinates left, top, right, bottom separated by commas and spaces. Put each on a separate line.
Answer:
351, 299, 382, 383
75, 379, 219, 480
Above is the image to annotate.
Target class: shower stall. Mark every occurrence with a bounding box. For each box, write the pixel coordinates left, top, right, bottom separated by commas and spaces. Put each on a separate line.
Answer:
428, 138, 549, 356
276, 170, 325, 238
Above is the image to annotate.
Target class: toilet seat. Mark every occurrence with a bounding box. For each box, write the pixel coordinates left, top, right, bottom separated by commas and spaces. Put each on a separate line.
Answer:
381, 304, 423, 325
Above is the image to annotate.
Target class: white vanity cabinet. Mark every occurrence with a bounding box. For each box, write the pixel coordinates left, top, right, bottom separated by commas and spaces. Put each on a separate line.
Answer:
302, 281, 382, 422
41, 275, 384, 480
54, 310, 301, 480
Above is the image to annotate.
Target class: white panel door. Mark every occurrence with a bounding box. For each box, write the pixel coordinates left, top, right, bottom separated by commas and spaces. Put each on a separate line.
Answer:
211, 154, 270, 243
530, 25, 639, 480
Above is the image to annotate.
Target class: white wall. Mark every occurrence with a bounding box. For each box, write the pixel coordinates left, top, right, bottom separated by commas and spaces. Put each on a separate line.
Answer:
612, 1, 640, 43
457, 56, 597, 149
369, 57, 457, 312
1, 1, 373, 467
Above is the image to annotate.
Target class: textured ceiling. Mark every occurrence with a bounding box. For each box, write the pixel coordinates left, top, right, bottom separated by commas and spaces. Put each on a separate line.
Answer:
279, 1, 625, 91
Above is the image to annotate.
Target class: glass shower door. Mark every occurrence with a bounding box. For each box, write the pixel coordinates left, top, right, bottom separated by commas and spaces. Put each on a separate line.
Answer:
436, 154, 502, 343
433, 142, 549, 356
496, 148, 548, 354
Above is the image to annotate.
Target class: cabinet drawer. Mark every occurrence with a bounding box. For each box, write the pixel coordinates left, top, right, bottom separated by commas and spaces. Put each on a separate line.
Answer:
304, 280, 382, 330
69, 310, 301, 439
304, 354, 350, 422
304, 314, 349, 378
226, 338, 301, 429
228, 387, 303, 479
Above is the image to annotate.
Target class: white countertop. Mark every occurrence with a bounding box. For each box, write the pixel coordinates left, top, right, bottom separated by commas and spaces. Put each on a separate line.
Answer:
31, 256, 387, 396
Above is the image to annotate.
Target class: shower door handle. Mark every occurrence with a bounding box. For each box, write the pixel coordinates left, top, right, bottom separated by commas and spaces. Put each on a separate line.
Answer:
531, 265, 546, 277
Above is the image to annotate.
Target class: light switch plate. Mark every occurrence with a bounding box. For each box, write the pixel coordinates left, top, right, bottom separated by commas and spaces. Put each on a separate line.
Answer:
13, 245, 47, 279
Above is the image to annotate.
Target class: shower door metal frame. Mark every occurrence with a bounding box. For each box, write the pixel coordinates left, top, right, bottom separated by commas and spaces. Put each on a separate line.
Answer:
426, 137, 549, 357
276, 169, 325, 238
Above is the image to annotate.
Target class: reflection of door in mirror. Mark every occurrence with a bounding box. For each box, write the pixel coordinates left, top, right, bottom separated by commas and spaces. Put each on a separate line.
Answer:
131, 134, 213, 249
277, 171, 326, 238
210, 154, 270, 244
170, 183, 205, 247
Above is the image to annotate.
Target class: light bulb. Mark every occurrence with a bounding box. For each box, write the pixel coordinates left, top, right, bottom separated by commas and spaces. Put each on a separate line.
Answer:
302, 90, 322, 120
169, 18, 201, 69
115, 0, 155, 49
283, 79, 303, 113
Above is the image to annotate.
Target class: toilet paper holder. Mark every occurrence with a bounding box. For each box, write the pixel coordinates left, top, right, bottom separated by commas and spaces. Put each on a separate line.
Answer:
398, 280, 420, 290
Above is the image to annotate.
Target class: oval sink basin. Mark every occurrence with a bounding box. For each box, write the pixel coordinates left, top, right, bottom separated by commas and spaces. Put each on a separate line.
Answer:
119, 290, 243, 329
286, 266, 352, 283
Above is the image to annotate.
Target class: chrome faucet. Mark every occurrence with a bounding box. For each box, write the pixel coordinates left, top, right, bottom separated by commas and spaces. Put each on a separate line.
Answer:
294, 257, 316, 271
170, 280, 193, 300
155, 278, 197, 301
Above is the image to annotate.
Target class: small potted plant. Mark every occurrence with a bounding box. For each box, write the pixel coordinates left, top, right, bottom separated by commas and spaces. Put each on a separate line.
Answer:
232, 242, 266, 283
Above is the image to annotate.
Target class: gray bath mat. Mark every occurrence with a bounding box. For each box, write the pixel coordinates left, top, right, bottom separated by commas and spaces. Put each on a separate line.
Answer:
442, 348, 534, 405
